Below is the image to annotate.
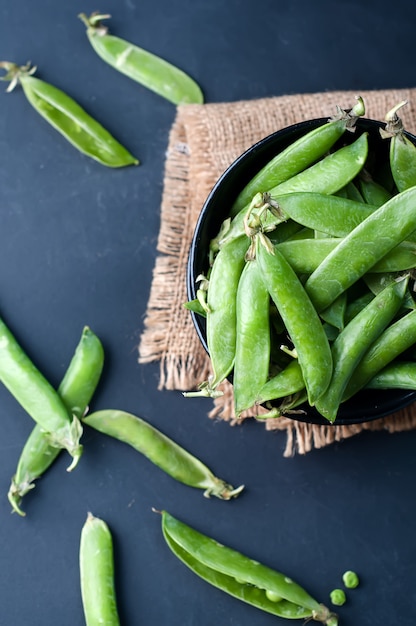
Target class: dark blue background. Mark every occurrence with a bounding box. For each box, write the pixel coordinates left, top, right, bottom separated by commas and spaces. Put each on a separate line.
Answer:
0, 1, 415, 625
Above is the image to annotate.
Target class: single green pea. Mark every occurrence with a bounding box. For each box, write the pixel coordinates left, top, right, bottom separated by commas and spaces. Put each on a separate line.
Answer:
342, 570, 360, 589
330, 589, 346, 606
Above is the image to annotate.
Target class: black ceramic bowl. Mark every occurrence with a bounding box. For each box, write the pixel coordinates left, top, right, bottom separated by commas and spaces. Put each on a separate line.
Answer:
187, 117, 416, 426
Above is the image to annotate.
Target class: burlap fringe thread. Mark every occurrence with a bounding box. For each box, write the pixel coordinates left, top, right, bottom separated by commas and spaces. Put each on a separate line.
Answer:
139, 88, 416, 455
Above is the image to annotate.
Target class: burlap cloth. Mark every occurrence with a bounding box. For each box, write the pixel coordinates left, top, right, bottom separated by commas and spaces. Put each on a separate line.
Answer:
139, 88, 416, 455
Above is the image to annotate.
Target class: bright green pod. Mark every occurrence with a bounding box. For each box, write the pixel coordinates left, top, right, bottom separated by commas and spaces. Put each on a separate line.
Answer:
233, 258, 270, 416
366, 361, 416, 390
79, 12, 204, 105
161, 511, 338, 624
381, 101, 416, 192
305, 186, 416, 312
256, 236, 332, 406
0, 62, 139, 167
8, 327, 104, 516
256, 359, 305, 406
314, 277, 408, 422
231, 97, 365, 216
83, 410, 243, 499
80, 513, 120, 626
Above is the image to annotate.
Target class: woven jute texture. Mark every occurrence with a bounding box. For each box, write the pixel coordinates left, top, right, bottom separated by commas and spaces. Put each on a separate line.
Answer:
139, 88, 416, 455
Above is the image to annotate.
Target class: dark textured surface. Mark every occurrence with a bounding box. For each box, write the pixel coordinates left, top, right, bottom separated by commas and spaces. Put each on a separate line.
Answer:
0, 2, 415, 624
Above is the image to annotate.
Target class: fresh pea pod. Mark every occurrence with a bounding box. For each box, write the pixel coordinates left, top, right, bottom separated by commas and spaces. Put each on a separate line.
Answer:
0, 315, 83, 470
314, 277, 408, 422
276, 238, 416, 275
366, 361, 416, 390
8, 326, 104, 516
79, 12, 203, 105
305, 186, 416, 312
80, 513, 120, 626
381, 101, 416, 192
233, 258, 270, 416
256, 236, 332, 406
160, 511, 338, 624
83, 410, 243, 499
0, 61, 138, 167
256, 359, 305, 406
219, 133, 369, 247
343, 308, 416, 399
357, 170, 392, 206
272, 192, 377, 237
230, 97, 365, 216
187, 235, 249, 397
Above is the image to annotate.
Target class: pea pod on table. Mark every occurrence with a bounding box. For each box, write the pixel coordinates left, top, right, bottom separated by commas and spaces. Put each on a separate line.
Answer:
0, 315, 83, 470
83, 409, 244, 500
160, 510, 338, 624
8, 326, 104, 516
0, 61, 138, 167
79, 12, 204, 105
80, 513, 120, 626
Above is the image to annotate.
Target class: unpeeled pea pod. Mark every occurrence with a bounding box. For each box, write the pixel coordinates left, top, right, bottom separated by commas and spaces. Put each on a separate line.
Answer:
256, 236, 332, 406
366, 362, 416, 390
343, 308, 416, 399
233, 258, 270, 416
160, 511, 338, 624
381, 101, 416, 192
7, 326, 104, 516
230, 97, 365, 216
0, 61, 138, 167
276, 238, 416, 275
256, 359, 305, 406
219, 132, 369, 247
314, 277, 408, 422
83, 410, 244, 500
79, 12, 204, 105
0, 315, 83, 470
80, 513, 120, 626
305, 185, 416, 312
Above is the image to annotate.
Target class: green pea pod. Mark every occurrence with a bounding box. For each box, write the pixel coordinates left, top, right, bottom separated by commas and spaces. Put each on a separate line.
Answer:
272, 192, 377, 237
256, 236, 332, 406
357, 170, 392, 206
256, 359, 305, 406
8, 326, 104, 516
80, 513, 120, 626
186, 235, 249, 397
160, 511, 338, 624
343, 308, 416, 399
0, 316, 83, 470
233, 258, 270, 416
0, 61, 138, 167
320, 293, 347, 331
315, 277, 408, 422
381, 101, 416, 192
230, 97, 365, 216
276, 238, 416, 275
366, 361, 416, 390
83, 410, 244, 500
79, 12, 203, 105
219, 133, 369, 248
305, 186, 416, 312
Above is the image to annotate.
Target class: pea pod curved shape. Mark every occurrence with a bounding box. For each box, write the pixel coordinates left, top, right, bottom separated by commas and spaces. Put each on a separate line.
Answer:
79, 12, 204, 105
161, 511, 338, 624
0, 62, 138, 167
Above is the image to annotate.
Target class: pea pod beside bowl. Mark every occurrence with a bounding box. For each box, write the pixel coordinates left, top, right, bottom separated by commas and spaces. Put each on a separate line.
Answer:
186, 114, 416, 426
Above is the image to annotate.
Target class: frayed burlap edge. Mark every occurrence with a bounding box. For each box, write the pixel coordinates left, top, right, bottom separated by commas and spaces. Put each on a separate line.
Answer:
138, 88, 416, 453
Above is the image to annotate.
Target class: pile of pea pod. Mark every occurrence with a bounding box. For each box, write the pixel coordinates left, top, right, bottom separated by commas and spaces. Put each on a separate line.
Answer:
185, 97, 416, 423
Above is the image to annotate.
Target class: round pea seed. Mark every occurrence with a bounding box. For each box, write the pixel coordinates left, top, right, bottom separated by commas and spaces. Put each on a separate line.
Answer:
342, 570, 360, 589
330, 589, 346, 606
265, 589, 283, 602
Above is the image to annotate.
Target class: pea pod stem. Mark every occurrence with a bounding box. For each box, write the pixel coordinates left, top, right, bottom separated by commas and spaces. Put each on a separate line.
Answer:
79, 12, 204, 105
160, 510, 338, 624
8, 326, 104, 516
0, 61, 139, 167
0, 316, 83, 470
80, 513, 120, 626
82, 410, 244, 500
